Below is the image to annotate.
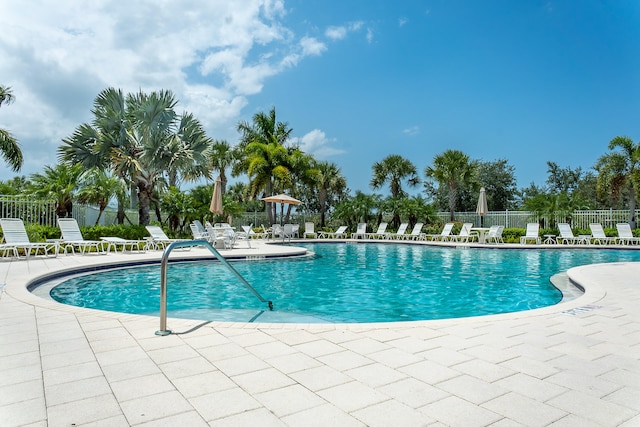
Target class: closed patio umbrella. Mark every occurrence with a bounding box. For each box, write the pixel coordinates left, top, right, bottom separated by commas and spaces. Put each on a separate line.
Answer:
261, 193, 302, 225
476, 187, 488, 227
209, 176, 223, 215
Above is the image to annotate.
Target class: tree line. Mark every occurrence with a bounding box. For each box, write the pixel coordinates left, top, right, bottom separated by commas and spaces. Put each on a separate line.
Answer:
1, 85, 639, 231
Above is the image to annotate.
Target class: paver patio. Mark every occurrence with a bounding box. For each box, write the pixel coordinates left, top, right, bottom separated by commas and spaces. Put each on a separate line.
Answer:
0, 241, 639, 426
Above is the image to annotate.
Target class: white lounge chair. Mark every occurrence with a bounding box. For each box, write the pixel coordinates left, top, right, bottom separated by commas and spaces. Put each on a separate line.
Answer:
318, 225, 348, 239
589, 223, 614, 245
351, 223, 367, 239
145, 225, 187, 250
401, 222, 424, 240
616, 223, 640, 245
303, 222, 317, 238
485, 225, 504, 244
0, 218, 58, 258
557, 223, 589, 245
449, 223, 474, 243
386, 223, 409, 239
520, 223, 541, 244
428, 223, 455, 241
99, 236, 145, 253
365, 222, 388, 239
57, 218, 107, 254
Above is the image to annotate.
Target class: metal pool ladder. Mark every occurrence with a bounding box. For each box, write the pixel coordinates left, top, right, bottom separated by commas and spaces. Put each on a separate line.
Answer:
155, 239, 273, 336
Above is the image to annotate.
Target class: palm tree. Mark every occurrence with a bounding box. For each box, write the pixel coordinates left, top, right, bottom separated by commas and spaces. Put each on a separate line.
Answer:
235, 107, 294, 224
76, 170, 126, 225
370, 154, 420, 198
59, 88, 211, 225
425, 149, 478, 221
245, 140, 291, 223
371, 155, 420, 228
314, 161, 347, 227
28, 163, 83, 218
0, 85, 23, 172
208, 140, 234, 193
595, 136, 640, 228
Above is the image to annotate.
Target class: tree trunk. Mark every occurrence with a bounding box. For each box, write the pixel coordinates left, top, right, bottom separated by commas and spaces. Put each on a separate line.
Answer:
448, 183, 457, 221
137, 182, 151, 226
117, 199, 125, 224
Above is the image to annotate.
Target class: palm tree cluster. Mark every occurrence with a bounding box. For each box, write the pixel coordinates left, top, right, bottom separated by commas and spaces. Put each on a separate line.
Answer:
2, 83, 639, 231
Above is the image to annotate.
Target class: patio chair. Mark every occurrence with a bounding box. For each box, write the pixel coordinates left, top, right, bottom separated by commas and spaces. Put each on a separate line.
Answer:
351, 222, 367, 239
557, 223, 589, 245
589, 223, 614, 245
485, 225, 505, 244
0, 218, 58, 258
271, 224, 284, 240
386, 222, 409, 240
303, 222, 317, 238
238, 224, 253, 248
191, 220, 208, 239
283, 224, 295, 241
365, 222, 388, 239
318, 225, 348, 239
449, 223, 474, 243
99, 237, 146, 253
426, 223, 454, 241
616, 223, 640, 245
401, 222, 424, 240
205, 222, 232, 249
520, 223, 541, 244
145, 225, 187, 250
58, 218, 107, 255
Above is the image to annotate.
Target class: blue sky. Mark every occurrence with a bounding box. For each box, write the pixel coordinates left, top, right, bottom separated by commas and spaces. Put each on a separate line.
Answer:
1, 1, 639, 196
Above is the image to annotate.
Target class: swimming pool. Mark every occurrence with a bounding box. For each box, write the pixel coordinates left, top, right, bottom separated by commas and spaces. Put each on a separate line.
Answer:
46, 243, 640, 323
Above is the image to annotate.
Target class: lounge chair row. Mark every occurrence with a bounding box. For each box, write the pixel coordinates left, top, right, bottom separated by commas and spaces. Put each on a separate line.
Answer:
0, 218, 195, 259
521, 222, 640, 245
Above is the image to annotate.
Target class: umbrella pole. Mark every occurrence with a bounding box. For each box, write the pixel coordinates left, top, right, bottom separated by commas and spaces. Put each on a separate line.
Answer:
280, 203, 284, 226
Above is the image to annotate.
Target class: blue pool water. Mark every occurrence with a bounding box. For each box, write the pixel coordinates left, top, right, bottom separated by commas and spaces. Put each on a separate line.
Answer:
48, 244, 640, 323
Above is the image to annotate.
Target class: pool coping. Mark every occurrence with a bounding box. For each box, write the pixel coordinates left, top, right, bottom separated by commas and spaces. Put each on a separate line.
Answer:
3, 239, 616, 331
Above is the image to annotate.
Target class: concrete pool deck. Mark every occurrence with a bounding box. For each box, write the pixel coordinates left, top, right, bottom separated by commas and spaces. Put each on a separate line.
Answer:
1, 240, 639, 426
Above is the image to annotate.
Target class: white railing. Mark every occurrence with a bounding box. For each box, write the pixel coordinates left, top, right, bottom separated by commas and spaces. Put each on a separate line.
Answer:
0, 195, 57, 226
1, 193, 637, 230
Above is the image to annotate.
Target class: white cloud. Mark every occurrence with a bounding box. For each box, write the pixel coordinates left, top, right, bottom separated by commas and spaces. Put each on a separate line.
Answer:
296, 129, 345, 158
366, 28, 374, 43
402, 126, 420, 136
0, 0, 339, 179
325, 21, 364, 41
399, 17, 408, 27
325, 26, 348, 41
300, 37, 327, 56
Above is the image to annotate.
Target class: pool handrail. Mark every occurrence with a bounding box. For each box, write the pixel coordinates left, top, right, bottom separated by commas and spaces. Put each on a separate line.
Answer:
156, 239, 273, 336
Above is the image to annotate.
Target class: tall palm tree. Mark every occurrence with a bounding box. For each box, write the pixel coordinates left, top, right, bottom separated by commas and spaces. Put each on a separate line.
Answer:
370, 154, 420, 198
425, 149, 478, 221
595, 136, 640, 228
0, 85, 23, 172
314, 161, 347, 227
28, 163, 83, 218
235, 107, 293, 224
209, 140, 234, 193
245, 140, 291, 223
